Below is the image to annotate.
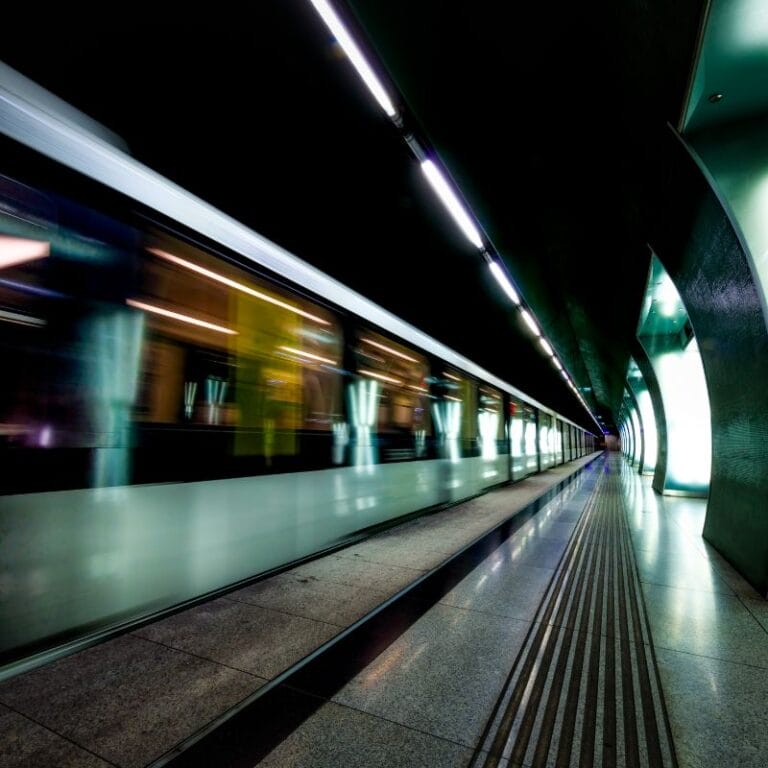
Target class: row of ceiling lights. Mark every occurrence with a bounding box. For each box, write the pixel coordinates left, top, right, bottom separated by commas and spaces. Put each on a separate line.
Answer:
307, 0, 602, 433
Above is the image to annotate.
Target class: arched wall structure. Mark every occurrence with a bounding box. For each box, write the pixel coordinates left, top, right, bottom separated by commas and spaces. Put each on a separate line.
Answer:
619, 389, 641, 470
627, 358, 658, 475
650, 127, 768, 595
632, 340, 668, 494
627, 387, 644, 473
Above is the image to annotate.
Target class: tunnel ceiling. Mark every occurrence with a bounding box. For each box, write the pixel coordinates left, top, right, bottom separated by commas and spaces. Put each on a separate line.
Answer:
1, 2, 704, 432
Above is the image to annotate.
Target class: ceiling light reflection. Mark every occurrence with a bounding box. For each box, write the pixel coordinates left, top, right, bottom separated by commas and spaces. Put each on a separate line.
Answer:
126, 299, 237, 335
360, 337, 418, 362
358, 368, 402, 384
278, 346, 336, 365
149, 248, 330, 326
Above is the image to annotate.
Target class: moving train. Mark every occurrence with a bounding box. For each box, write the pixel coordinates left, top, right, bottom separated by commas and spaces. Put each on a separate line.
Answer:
0, 65, 595, 675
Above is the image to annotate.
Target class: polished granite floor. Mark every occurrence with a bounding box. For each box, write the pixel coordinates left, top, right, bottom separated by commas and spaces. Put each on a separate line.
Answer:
624, 471, 768, 768
0, 455, 598, 768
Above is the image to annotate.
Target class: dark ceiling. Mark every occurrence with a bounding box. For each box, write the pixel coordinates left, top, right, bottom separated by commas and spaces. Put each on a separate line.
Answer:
1, 1, 704, 432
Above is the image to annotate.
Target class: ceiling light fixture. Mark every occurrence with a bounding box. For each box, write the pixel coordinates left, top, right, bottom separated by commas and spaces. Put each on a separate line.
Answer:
488, 260, 520, 305
420, 159, 484, 249
307, 0, 398, 118
520, 309, 540, 337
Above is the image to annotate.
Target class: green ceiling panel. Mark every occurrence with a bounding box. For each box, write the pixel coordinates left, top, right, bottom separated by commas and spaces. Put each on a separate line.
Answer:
683, 0, 768, 132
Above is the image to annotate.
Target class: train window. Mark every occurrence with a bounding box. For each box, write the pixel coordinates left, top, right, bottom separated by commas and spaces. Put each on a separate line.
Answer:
438, 368, 477, 443
479, 385, 504, 440
509, 398, 525, 477
539, 412, 555, 469
510, 400, 538, 477
555, 419, 564, 464
136, 235, 343, 443
0, 174, 140, 466
352, 329, 431, 460
477, 384, 501, 458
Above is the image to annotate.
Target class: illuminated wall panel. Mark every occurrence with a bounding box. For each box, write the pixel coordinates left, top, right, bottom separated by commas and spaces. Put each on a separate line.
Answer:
638, 257, 711, 496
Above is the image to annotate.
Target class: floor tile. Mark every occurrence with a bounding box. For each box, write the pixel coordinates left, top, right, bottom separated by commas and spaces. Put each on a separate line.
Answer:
336, 540, 449, 571
634, 549, 734, 595
258, 699, 473, 768
0, 706, 112, 768
134, 598, 339, 679
527, 520, 578, 543
656, 647, 768, 768
743, 597, 768, 634
699, 542, 764, 599
288, 554, 426, 594
641, 583, 768, 667
630, 526, 702, 558
501, 537, 568, 570
331, 603, 530, 747
660, 498, 707, 536
226, 573, 391, 627
439, 560, 554, 623
0, 635, 258, 768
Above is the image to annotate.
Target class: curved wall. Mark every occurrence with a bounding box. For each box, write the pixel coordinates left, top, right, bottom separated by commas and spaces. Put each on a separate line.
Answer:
650, 128, 768, 594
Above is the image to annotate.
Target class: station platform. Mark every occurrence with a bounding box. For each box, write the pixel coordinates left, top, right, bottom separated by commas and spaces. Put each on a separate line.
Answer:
1, 452, 766, 767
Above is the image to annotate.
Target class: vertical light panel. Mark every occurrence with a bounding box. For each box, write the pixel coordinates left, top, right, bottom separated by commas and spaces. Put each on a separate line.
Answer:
653, 341, 711, 493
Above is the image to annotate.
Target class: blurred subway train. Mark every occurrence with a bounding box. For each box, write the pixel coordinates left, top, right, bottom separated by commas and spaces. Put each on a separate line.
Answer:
0, 66, 595, 675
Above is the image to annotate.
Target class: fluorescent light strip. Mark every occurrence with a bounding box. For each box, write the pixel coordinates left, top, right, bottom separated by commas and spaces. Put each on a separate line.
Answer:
407, 384, 429, 393
361, 337, 418, 362
539, 337, 554, 356
420, 160, 483, 249
488, 261, 520, 305
553, 358, 563, 371
358, 368, 402, 385
445, 395, 462, 402
307, 0, 397, 118
278, 346, 336, 365
520, 309, 540, 337
443, 372, 462, 382
149, 248, 330, 326
126, 299, 237, 335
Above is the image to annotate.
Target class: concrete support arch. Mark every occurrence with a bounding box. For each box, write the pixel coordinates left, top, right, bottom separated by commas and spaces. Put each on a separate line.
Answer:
649, 128, 768, 595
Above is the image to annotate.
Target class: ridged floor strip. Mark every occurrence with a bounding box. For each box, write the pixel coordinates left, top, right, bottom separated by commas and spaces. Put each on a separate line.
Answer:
471, 455, 677, 768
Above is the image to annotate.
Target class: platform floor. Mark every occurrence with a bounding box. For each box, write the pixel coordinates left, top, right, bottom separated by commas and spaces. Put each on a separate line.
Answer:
1, 453, 765, 767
